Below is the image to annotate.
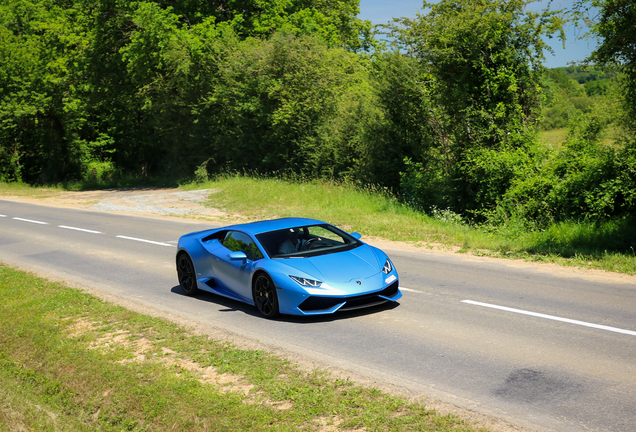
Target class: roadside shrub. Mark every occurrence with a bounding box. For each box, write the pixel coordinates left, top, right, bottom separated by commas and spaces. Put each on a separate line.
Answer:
83, 161, 118, 182
487, 115, 636, 228
456, 143, 532, 213
399, 157, 451, 211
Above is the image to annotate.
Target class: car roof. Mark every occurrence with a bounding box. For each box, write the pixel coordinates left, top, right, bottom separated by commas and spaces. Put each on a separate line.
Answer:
225, 217, 326, 235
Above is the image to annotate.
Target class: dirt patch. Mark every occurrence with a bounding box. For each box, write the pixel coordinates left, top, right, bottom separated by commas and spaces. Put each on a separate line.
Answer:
1, 187, 229, 223
63, 318, 261, 399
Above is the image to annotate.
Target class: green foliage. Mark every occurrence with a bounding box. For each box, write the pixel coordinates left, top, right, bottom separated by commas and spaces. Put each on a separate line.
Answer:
0, 0, 374, 184
121, 11, 377, 178
573, 0, 636, 130
485, 115, 636, 230
391, 0, 564, 148
538, 67, 615, 131
194, 159, 211, 183
552, 65, 614, 84
201, 32, 376, 177
0, 0, 91, 183
583, 79, 612, 96
355, 52, 436, 190
387, 0, 564, 213
158, 0, 376, 51
399, 157, 451, 211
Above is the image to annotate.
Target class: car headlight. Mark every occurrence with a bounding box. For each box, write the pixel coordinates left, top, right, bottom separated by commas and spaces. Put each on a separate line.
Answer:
382, 259, 393, 274
289, 275, 323, 287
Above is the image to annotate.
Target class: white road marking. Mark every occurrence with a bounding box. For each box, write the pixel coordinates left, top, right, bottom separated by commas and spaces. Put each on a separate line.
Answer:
0, 215, 7, 217
462, 300, 636, 336
400, 287, 419, 292
59, 225, 102, 234
116, 235, 175, 247
13, 217, 48, 225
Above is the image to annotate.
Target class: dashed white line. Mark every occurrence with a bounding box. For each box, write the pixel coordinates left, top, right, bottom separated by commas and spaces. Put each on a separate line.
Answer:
13, 217, 48, 225
5, 215, 175, 247
59, 225, 102, 234
462, 300, 636, 336
116, 235, 175, 247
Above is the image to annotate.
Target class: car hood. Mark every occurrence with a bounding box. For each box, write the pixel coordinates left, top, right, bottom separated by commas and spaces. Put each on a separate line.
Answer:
281, 245, 380, 283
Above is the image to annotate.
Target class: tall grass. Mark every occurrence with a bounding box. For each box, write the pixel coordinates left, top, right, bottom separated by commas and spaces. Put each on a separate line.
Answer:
186, 174, 636, 274
185, 174, 491, 248
0, 174, 180, 195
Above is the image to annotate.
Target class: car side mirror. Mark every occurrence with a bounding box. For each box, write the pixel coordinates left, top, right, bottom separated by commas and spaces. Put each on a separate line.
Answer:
228, 251, 248, 261
351, 232, 362, 240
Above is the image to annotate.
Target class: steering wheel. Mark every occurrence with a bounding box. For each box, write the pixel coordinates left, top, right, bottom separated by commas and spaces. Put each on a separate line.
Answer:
302, 237, 318, 251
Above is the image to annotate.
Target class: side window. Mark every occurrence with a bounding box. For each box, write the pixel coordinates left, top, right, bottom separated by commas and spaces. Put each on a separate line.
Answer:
223, 231, 264, 261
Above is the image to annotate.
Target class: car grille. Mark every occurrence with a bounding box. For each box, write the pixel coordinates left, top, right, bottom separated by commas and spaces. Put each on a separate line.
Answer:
298, 281, 399, 313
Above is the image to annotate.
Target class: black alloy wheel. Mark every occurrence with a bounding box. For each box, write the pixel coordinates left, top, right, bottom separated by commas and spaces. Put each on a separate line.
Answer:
253, 273, 279, 318
177, 253, 198, 296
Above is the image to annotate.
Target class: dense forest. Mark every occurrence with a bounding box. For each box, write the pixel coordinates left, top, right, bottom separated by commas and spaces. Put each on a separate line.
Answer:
1, 0, 635, 235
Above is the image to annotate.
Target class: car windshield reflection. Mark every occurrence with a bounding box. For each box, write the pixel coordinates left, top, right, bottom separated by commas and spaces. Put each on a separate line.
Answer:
256, 224, 361, 258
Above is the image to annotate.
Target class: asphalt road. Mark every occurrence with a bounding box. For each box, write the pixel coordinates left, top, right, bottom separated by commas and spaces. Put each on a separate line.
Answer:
1, 200, 635, 432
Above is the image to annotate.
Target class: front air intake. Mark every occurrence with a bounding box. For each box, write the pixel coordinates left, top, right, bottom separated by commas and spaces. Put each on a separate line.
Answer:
298, 281, 399, 313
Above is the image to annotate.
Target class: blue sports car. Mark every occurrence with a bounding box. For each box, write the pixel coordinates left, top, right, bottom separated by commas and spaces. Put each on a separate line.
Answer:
176, 217, 401, 318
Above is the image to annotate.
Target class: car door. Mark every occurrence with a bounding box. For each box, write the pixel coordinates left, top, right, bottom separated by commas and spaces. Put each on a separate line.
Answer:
213, 230, 264, 301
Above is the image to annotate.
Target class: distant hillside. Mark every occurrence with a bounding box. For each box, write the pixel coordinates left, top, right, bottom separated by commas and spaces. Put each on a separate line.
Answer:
552, 65, 614, 84
539, 66, 617, 130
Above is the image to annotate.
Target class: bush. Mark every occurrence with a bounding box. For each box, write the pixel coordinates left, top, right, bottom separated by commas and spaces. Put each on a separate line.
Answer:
488, 116, 636, 228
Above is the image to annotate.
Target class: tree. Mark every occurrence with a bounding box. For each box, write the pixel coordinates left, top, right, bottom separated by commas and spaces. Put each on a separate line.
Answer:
0, 0, 95, 183
0, 0, 376, 184
154, 0, 375, 51
387, 0, 565, 212
573, 0, 636, 130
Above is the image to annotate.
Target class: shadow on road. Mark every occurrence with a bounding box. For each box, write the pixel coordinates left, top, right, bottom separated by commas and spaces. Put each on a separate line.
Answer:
169, 285, 400, 323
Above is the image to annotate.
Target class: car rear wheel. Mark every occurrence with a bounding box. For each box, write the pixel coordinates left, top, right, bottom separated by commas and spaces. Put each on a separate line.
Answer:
177, 253, 198, 296
253, 273, 279, 318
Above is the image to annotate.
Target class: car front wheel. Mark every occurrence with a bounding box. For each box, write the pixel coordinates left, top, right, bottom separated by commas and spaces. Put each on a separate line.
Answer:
253, 273, 279, 318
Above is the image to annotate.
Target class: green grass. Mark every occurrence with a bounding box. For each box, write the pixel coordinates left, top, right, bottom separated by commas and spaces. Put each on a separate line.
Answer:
0, 175, 180, 196
0, 264, 484, 432
539, 125, 626, 148
0, 181, 64, 199
184, 175, 491, 248
185, 174, 636, 275
539, 128, 568, 146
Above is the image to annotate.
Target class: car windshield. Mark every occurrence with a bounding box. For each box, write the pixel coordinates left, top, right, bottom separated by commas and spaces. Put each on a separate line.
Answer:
256, 224, 361, 258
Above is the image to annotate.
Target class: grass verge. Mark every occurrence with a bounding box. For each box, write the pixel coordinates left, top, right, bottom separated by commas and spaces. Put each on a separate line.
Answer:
184, 175, 636, 275
0, 264, 485, 432
0, 181, 64, 199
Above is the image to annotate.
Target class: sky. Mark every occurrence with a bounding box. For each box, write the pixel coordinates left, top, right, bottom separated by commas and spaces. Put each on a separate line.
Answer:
357, 0, 598, 69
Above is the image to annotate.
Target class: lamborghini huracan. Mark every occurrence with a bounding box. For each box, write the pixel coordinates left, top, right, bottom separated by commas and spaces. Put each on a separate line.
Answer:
176, 218, 401, 318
